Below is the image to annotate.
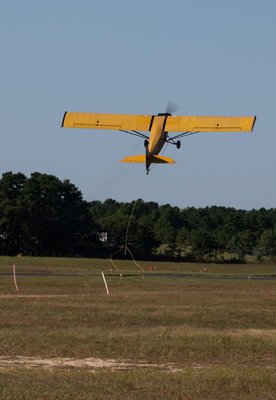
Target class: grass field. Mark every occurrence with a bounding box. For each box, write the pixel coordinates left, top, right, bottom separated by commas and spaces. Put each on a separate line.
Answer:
0, 257, 276, 399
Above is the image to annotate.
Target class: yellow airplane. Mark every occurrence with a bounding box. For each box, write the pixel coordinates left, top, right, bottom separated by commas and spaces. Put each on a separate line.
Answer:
62, 111, 256, 174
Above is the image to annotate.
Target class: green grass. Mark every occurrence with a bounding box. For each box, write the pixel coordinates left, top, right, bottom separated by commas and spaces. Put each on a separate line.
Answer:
0, 257, 276, 399
1, 368, 275, 400
1, 255, 276, 275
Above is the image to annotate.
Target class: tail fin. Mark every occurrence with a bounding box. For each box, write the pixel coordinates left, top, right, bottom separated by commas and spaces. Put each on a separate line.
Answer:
149, 155, 176, 164
121, 155, 175, 164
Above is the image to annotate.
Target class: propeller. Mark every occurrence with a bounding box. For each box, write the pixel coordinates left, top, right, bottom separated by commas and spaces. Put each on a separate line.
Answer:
165, 100, 179, 115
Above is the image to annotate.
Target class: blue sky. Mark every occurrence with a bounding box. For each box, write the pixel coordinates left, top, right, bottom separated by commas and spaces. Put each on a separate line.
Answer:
1, 0, 275, 209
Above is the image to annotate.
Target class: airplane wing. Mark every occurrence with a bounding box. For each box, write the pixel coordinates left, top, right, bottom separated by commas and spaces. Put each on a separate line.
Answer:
165, 116, 256, 132
62, 112, 153, 131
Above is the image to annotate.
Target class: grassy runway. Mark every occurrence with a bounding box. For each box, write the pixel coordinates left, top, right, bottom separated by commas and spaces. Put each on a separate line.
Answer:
0, 257, 276, 399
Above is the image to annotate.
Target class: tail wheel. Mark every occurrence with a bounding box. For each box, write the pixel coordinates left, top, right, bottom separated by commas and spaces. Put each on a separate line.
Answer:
176, 140, 181, 149
144, 139, 149, 148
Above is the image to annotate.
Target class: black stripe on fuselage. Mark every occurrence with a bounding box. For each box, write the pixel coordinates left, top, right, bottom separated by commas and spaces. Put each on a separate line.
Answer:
148, 115, 154, 131
157, 112, 171, 132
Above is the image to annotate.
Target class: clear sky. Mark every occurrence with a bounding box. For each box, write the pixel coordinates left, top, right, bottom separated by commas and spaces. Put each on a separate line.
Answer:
1, 0, 275, 209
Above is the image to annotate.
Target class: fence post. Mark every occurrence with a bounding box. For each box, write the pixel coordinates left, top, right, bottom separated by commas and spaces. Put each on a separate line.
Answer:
101, 271, 109, 295
12, 264, 19, 292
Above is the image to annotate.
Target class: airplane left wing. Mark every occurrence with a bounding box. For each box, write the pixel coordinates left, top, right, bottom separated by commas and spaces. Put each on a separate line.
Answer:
62, 112, 153, 132
165, 116, 256, 132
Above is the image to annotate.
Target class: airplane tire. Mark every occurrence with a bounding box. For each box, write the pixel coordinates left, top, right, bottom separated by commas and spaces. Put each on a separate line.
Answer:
144, 139, 149, 148
176, 140, 181, 149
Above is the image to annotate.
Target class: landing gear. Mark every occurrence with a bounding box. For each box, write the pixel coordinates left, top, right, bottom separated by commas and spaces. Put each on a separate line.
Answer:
176, 140, 181, 149
144, 139, 149, 148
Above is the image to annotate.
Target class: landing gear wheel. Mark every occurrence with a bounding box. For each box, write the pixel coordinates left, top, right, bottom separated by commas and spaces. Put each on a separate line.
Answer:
144, 139, 149, 148
176, 140, 181, 149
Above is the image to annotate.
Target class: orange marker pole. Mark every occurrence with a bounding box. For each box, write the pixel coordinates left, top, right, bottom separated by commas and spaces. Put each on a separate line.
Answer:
12, 264, 19, 292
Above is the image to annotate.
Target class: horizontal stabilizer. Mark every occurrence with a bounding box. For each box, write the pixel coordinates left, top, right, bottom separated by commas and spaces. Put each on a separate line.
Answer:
121, 155, 146, 163
121, 155, 175, 164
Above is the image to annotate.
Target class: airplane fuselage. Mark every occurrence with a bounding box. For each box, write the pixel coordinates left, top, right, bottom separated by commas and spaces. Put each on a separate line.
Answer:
145, 113, 171, 173
147, 113, 169, 155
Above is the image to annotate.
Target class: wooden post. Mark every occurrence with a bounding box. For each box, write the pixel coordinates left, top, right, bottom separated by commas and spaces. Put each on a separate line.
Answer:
101, 271, 109, 295
12, 264, 19, 292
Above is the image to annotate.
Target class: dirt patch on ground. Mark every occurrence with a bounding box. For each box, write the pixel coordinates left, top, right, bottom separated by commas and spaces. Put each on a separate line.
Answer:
0, 356, 274, 372
0, 356, 180, 372
0, 295, 71, 299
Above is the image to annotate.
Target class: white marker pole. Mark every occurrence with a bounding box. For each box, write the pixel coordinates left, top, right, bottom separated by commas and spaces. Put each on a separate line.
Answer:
101, 271, 109, 295
12, 264, 19, 292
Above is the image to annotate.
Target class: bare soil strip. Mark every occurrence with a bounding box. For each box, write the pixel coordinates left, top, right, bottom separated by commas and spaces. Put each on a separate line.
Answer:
0, 356, 274, 372
0, 356, 180, 372
0, 295, 71, 299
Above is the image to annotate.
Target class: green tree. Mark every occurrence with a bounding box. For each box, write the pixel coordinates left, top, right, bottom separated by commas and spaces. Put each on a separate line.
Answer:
0, 172, 27, 254
92, 199, 160, 259
126, 200, 160, 258
256, 229, 276, 262
176, 226, 190, 257
20, 173, 93, 255
191, 228, 215, 260
227, 231, 255, 262
154, 204, 180, 256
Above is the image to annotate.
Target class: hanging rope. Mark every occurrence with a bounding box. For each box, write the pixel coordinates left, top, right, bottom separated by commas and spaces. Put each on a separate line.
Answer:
109, 248, 121, 271
125, 245, 144, 273
124, 200, 137, 250
109, 198, 145, 274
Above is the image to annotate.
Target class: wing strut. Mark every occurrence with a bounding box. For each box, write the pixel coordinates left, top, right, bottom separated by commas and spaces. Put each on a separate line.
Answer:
119, 129, 149, 140
166, 131, 199, 145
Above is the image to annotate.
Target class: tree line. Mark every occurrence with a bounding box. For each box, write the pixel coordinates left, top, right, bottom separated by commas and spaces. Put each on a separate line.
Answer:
1, 171, 276, 262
